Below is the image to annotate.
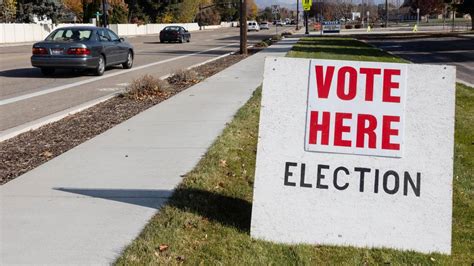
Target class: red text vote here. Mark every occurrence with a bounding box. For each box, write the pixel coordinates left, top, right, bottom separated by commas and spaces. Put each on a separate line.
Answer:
305, 60, 408, 157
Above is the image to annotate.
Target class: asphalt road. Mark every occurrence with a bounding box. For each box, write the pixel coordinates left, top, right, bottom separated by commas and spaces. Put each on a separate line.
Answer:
361, 34, 474, 86
0, 27, 281, 133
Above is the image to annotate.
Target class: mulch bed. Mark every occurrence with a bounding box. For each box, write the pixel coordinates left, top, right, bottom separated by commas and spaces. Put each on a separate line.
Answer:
0, 48, 263, 185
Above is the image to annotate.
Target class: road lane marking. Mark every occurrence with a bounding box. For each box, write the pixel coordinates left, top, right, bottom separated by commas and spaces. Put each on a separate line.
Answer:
0, 43, 237, 106
159, 51, 234, 80
98, 88, 121, 92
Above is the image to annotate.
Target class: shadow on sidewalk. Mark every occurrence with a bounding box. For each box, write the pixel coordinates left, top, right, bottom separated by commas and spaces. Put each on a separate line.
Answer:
54, 187, 252, 233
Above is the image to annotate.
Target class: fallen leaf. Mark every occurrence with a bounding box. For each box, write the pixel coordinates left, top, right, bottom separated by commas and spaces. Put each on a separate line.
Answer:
219, 159, 227, 167
158, 244, 169, 252
430, 257, 436, 262
41, 151, 53, 158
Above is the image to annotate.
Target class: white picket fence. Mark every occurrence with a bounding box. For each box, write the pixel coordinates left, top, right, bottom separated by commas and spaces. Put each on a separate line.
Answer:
0, 21, 238, 44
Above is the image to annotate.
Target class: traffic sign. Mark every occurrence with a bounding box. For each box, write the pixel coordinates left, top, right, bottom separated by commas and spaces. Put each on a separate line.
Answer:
303, 0, 312, 11
271, 5, 280, 15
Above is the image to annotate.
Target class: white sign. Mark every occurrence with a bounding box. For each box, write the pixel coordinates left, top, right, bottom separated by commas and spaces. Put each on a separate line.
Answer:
251, 57, 455, 254
305, 60, 407, 157
321, 21, 342, 33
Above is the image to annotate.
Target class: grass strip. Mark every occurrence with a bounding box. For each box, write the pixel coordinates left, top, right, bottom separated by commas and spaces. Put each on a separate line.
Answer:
116, 37, 473, 265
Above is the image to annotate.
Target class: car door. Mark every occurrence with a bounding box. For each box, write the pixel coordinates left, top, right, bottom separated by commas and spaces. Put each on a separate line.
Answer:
182, 27, 190, 41
107, 29, 128, 63
97, 29, 118, 65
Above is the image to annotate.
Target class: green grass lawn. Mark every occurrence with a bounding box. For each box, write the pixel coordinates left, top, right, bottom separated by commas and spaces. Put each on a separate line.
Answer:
287, 37, 408, 63
115, 37, 473, 265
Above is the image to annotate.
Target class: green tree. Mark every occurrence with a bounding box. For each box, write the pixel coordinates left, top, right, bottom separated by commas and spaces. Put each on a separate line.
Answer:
175, 0, 199, 22
258, 6, 272, 22
109, 0, 128, 23
214, 0, 239, 21
16, 0, 64, 23
82, 0, 101, 24
0, 0, 17, 22
455, 0, 473, 30
62, 0, 83, 21
247, 0, 258, 19
402, 0, 445, 16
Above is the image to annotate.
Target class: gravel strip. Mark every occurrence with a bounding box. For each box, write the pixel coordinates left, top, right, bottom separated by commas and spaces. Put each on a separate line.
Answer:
0, 48, 262, 185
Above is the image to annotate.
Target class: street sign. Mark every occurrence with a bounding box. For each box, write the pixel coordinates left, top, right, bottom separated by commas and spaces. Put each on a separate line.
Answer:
321, 21, 341, 34
303, 0, 312, 11
251, 57, 456, 254
272, 5, 280, 15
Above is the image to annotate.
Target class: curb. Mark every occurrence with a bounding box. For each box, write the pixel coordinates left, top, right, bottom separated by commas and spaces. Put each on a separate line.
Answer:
0, 93, 118, 143
457, 79, 474, 88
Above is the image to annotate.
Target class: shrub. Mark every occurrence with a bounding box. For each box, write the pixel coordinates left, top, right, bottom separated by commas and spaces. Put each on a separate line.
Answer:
123, 75, 170, 100
345, 24, 353, 29
271, 35, 282, 41
167, 69, 201, 85
354, 24, 362, 29
255, 40, 269, 48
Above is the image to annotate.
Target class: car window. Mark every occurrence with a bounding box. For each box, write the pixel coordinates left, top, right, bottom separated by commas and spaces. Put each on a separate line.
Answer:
164, 26, 179, 31
107, 29, 120, 41
46, 29, 92, 41
97, 29, 111, 42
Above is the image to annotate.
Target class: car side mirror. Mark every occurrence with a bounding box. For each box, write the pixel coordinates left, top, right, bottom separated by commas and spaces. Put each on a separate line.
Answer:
119, 37, 125, 42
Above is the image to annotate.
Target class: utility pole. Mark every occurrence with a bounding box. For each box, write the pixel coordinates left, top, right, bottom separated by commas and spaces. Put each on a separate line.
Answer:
305, 11, 309, 34
416, 7, 420, 27
296, 0, 299, 30
240, 0, 247, 55
102, 0, 108, 27
451, 5, 455, 32
385, 0, 388, 27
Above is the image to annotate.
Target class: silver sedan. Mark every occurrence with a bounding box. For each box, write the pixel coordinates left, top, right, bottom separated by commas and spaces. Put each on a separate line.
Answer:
31, 26, 134, 76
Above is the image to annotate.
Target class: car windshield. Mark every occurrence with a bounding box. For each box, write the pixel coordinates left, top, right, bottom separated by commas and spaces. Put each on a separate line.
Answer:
46, 29, 92, 42
164, 26, 180, 31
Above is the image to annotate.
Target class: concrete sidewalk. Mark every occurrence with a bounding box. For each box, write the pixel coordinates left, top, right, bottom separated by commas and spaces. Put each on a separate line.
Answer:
0, 37, 299, 265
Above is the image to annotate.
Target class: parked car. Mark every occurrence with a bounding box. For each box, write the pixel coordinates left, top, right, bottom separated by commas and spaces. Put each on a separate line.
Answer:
259, 21, 270, 30
247, 21, 260, 31
160, 26, 191, 43
275, 20, 284, 26
31, 26, 134, 76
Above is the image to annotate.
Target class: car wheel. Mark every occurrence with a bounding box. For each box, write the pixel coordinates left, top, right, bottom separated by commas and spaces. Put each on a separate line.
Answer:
179, 36, 184, 43
94, 55, 105, 76
122, 51, 133, 69
40, 68, 55, 76
186, 36, 190, 42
